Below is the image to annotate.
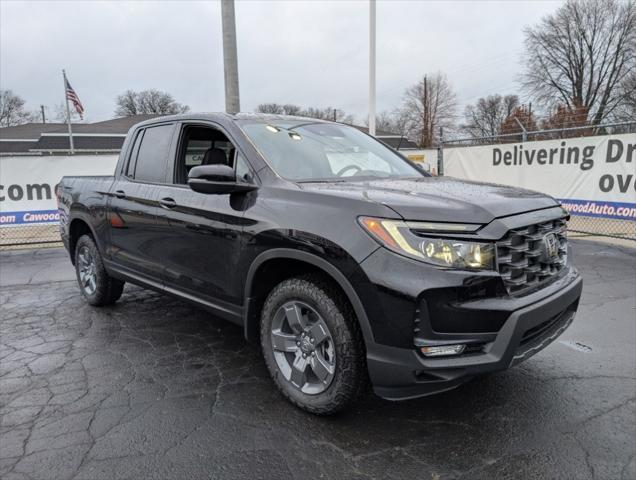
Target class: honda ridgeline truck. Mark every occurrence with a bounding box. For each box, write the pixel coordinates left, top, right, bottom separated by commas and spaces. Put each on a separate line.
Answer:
57, 114, 583, 415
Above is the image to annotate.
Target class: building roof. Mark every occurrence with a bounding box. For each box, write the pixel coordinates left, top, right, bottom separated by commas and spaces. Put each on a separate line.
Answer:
0, 141, 42, 154
63, 114, 161, 134
350, 125, 400, 137
0, 115, 163, 155
3, 114, 161, 136
29, 136, 125, 153
377, 136, 419, 149
350, 125, 419, 148
0, 123, 79, 140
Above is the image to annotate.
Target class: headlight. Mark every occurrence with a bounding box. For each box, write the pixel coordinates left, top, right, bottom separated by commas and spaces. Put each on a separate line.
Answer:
358, 217, 495, 270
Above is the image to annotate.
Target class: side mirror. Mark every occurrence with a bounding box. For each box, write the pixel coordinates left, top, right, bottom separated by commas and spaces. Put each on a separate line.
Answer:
188, 164, 257, 195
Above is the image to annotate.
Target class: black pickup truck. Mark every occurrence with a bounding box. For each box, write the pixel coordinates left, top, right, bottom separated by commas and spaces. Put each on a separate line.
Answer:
57, 113, 583, 414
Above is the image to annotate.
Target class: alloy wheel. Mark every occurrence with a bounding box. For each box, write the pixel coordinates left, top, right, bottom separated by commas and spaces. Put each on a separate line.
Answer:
77, 245, 97, 295
270, 300, 336, 394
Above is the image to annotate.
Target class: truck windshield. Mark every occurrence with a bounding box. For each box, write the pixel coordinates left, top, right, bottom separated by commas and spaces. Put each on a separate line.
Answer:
238, 121, 424, 182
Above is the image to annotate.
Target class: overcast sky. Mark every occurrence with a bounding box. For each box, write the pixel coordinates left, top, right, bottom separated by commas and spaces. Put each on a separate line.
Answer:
1, 0, 562, 124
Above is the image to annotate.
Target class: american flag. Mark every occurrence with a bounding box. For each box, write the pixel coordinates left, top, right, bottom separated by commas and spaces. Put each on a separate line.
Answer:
65, 76, 84, 119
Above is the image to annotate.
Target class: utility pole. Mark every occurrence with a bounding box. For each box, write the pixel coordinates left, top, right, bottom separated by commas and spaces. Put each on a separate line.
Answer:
368, 0, 376, 136
437, 126, 444, 176
40, 105, 46, 124
221, 0, 241, 114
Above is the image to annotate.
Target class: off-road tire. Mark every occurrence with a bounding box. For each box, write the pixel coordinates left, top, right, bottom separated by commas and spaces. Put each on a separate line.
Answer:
260, 273, 368, 415
74, 234, 124, 306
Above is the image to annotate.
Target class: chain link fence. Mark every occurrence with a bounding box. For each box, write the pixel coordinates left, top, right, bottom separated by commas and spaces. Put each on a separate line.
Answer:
441, 121, 636, 242
443, 121, 636, 145
0, 224, 61, 249
566, 216, 635, 242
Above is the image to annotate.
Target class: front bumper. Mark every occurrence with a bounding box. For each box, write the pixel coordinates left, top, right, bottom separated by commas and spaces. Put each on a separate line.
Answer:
360, 249, 583, 401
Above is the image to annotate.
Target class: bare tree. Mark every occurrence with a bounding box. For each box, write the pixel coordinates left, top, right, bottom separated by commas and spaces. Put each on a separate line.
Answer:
256, 103, 284, 114
373, 111, 397, 132
282, 104, 303, 116
540, 101, 593, 137
302, 107, 354, 124
500, 105, 538, 141
53, 102, 81, 122
115, 89, 190, 116
462, 94, 519, 138
302, 107, 330, 120
256, 103, 304, 115
115, 91, 139, 116
0, 90, 31, 127
401, 72, 457, 147
521, 0, 635, 125
614, 71, 636, 121
365, 110, 411, 135
25, 110, 44, 123
255, 103, 354, 123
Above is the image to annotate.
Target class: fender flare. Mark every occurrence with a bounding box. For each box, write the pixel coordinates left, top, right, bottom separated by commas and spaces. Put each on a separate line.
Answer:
243, 248, 375, 346
67, 212, 102, 262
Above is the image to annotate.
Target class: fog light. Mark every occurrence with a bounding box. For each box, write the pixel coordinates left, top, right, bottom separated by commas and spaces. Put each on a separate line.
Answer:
420, 344, 465, 357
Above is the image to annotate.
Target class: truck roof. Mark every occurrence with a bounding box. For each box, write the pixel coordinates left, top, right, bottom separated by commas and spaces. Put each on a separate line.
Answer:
130, 112, 331, 130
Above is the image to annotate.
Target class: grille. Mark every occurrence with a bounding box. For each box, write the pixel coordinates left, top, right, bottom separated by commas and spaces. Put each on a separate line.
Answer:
496, 217, 568, 294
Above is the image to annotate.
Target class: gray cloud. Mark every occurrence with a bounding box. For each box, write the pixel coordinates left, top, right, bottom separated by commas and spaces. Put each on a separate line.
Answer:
0, 0, 562, 123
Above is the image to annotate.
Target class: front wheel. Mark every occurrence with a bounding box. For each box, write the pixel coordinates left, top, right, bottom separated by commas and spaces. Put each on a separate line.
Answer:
74, 234, 124, 306
260, 274, 368, 415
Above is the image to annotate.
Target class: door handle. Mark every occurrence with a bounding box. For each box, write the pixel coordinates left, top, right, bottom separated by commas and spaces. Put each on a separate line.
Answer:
114, 190, 126, 199
159, 197, 177, 209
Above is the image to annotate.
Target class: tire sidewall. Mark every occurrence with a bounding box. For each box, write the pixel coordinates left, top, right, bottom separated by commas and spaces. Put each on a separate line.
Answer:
260, 278, 358, 412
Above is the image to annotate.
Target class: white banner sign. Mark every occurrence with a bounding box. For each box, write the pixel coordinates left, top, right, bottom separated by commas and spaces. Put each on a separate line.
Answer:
444, 133, 636, 220
0, 155, 119, 226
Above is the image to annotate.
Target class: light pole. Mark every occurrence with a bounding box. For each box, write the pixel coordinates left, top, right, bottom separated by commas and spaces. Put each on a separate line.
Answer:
221, 0, 241, 114
368, 0, 376, 136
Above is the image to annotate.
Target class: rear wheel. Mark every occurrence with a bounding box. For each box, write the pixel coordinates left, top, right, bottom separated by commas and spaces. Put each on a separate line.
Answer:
260, 273, 368, 415
74, 234, 124, 306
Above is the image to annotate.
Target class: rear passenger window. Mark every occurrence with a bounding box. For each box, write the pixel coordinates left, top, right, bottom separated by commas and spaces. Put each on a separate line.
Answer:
133, 124, 174, 183
126, 130, 144, 177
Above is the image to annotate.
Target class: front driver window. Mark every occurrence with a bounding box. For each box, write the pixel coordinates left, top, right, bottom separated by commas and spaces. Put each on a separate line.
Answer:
235, 153, 252, 183
175, 125, 251, 184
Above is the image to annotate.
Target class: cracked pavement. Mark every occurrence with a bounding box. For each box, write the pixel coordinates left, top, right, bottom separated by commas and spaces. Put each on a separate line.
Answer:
1, 240, 635, 479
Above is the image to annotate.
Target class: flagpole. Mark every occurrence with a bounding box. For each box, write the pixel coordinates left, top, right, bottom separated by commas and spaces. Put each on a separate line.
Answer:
62, 69, 75, 154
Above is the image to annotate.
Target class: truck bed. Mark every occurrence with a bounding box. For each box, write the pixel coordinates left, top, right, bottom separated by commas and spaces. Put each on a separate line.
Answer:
57, 175, 116, 246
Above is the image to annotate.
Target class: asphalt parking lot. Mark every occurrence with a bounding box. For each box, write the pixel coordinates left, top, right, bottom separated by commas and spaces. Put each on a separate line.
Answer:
1, 240, 635, 480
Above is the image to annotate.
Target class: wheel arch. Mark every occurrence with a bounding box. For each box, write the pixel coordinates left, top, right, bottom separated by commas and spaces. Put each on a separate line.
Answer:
68, 217, 98, 265
243, 248, 375, 346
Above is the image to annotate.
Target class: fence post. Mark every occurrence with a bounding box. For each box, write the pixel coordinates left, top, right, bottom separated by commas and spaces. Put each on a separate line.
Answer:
437, 127, 444, 176
514, 117, 527, 142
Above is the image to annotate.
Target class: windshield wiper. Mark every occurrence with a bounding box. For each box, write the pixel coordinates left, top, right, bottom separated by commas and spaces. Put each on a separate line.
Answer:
297, 178, 350, 184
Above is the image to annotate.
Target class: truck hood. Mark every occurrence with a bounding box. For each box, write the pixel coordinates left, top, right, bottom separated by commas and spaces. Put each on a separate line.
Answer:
300, 176, 558, 224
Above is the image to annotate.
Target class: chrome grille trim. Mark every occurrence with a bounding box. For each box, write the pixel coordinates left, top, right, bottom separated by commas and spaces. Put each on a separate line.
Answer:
496, 217, 568, 294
